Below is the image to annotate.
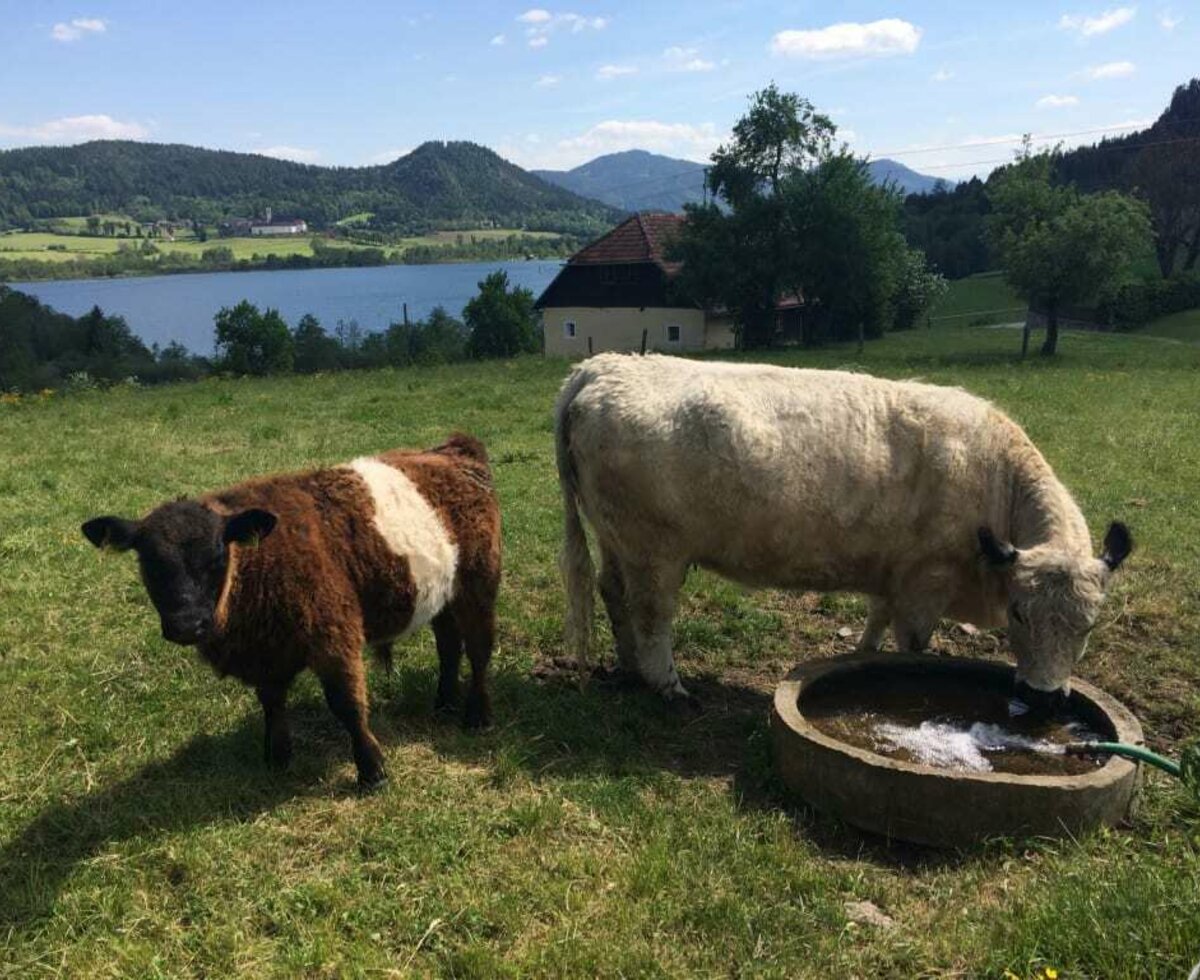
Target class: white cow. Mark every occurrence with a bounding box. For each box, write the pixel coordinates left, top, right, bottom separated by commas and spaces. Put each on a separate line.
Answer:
556, 354, 1131, 710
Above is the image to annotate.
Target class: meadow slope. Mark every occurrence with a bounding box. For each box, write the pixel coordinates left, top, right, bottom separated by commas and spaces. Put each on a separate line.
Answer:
1, 326, 1198, 977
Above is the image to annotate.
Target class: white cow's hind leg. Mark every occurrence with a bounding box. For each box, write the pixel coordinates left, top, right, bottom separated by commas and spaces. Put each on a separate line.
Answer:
598, 547, 638, 672
623, 560, 689, 699
857, 597, 891, 653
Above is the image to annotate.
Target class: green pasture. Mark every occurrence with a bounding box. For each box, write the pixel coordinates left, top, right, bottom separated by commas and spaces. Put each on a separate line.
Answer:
1, 327, 1198, 976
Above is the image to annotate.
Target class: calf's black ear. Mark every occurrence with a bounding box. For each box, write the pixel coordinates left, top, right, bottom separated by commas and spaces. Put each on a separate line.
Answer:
223, 509, 277, 545
1101, 521, 1132, 570
978, 526, 1018, 567
82, 516, 137, 552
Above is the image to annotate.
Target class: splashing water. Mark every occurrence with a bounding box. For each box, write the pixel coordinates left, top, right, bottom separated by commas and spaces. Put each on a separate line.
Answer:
872, 719, 1100, 772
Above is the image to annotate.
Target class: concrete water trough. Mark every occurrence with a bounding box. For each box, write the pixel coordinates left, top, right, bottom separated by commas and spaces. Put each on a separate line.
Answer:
771, 653, 1143, 848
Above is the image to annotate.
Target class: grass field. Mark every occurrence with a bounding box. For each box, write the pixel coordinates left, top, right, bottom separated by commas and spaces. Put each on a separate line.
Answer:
1140, 307, 1200, 344
2, 328, 1199, 976
929, 271, 1024, 327
0, 227, 565, 266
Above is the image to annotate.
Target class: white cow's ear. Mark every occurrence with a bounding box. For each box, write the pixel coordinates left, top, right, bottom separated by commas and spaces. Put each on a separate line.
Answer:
978, 526, 1018, 567
1101, 521, 1132, 571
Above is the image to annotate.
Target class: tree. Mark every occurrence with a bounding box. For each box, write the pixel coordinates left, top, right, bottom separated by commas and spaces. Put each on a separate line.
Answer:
214, 301, 294, 375
1128, 142, 1200, 276
292, 313, 341, 373
674, 86, 913, 349
890, 246, 949, 331
987, 152, 1152, 355
781, 153, 908, 348
463, 271, 539, 358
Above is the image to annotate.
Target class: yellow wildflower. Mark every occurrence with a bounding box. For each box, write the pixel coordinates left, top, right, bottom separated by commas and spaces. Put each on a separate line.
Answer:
1044, 969, 1058, 980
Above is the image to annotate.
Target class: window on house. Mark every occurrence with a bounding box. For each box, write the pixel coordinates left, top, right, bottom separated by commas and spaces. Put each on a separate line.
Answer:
666, 324, 681, 344
564, 320, 577, 339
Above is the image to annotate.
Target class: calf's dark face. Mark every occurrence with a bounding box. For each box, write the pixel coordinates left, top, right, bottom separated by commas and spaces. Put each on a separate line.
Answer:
82, 502, 277, 645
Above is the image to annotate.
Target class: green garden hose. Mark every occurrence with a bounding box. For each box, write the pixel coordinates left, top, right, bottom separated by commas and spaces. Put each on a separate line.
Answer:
1065, 741, 1182, 778
1067, 741, 1200, 806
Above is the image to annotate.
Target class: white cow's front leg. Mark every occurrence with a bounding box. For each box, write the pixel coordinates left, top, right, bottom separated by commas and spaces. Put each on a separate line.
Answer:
857, 596, 891, 653
623, 560, 689, 700
891, 603, 941, 654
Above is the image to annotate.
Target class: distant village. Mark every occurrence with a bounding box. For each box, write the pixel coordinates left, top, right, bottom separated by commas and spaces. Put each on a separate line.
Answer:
219, 208, 309, 237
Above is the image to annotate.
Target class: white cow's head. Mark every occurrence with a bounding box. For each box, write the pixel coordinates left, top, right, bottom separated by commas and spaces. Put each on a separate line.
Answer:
978, 522, 1132, 712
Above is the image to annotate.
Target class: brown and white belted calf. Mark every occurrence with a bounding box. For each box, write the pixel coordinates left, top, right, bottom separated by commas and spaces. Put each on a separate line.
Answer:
82, 433, 501, 789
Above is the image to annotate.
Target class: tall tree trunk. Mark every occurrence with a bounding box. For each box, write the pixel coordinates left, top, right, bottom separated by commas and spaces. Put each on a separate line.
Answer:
1154, 237, 1178, 278
1041, 306, 1059, 356
1020, 320, 1031, 359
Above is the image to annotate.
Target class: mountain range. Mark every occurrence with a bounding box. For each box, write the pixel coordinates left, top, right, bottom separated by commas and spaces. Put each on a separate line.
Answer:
534, 149, 949, 212
0, 140, 620, 235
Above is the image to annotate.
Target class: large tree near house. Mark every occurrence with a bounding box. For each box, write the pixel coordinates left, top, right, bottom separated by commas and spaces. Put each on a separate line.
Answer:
986, 151, 1151, 356
673, 84, 923, 349
673, 85, 835, 349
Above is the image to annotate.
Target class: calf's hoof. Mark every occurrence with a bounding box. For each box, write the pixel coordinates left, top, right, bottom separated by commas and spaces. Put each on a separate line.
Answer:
265, 737, 293, 770
463, 698, 492, 731
357, 769, 389, 794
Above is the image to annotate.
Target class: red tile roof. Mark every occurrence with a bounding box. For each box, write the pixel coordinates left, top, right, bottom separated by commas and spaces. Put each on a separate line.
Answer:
569, 212, 685, 275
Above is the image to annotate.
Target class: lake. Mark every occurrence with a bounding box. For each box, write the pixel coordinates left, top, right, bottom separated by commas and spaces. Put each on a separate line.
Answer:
12, 260, 563, 354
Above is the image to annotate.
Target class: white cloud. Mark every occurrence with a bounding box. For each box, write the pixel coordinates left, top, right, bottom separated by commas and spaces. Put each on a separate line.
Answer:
520, 9, 607, 47
770, 19, 922, 60
597, 63, 637, 79
1084, 60, 1136, 78
1036, 94, 1081, 108
1058, 6, 1136, 36
535, 74, 561, 87
259, 145, 320, 163
662, 46, 715, 71
0, 113, 147, 144
490, 33, 506, 45
1158, 8, 1181, 29
931, 67, 954, 82
51, 17, 107, 42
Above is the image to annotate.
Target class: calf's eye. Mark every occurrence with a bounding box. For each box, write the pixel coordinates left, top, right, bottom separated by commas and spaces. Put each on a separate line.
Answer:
1009, 603, 1026, 625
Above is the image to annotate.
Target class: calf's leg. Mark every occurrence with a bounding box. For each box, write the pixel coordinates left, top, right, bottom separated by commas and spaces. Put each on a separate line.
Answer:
458, 595, 496, 730
315, 653, 387, 789
257, 682, 294, 769
432, 610, 463, 716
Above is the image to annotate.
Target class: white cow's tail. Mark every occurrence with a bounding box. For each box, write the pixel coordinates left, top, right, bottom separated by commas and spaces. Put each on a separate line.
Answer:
555, 367, 596, 676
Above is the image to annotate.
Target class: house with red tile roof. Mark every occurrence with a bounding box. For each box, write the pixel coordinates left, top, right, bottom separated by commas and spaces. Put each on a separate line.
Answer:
534, 212, 737, 356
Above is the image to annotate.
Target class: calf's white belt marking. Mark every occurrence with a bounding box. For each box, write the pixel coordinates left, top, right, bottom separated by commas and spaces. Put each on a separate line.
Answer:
348, 458, 458, 636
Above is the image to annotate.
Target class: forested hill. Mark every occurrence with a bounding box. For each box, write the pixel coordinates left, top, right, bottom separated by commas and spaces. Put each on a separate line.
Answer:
0, 140, 620, 235
1055, 77, 1200, 190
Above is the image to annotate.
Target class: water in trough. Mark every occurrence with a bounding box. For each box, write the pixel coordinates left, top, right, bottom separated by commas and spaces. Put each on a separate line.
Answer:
802, 670, 1108, 776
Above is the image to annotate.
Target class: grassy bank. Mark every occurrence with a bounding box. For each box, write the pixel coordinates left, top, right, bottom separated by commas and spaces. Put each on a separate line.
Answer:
0, 227, 572, 281
1, 327, 1198, 976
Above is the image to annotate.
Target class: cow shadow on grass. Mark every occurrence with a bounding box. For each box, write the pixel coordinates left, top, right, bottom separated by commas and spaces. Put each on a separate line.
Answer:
399, 660, 978, 873
0, 699, 354, 930
0, 658, 969, 929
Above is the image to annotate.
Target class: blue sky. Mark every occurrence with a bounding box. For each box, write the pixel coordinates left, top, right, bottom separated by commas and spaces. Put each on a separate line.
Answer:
0, 2, 1194, 180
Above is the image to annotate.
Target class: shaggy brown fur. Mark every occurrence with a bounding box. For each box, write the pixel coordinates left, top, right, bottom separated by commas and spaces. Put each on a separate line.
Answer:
84, 433, 500, 789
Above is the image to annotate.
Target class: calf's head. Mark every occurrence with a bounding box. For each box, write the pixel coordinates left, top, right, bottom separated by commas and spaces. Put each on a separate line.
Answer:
82, 501, 276, 645
979, 522, 1131, 711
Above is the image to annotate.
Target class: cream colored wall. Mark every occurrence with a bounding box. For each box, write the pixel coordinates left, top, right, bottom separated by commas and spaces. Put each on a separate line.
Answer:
543, 306, 717, 357
702, 314, 736, 350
